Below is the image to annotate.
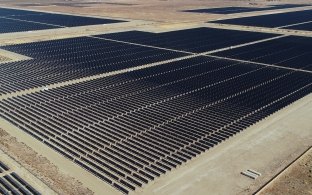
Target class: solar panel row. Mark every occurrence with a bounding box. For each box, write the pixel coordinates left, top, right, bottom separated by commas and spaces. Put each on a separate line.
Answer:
210, 9, 312, 30
0, 37, 186, 95
0, 161, 40, 195
0, 8, 39, 16
97, 27, 278, 53
213, 36, 312, 70
1, 56, 312, 194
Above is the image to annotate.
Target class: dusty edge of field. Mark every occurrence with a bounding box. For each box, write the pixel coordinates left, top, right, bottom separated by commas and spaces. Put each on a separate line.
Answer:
257, 147, 312, 195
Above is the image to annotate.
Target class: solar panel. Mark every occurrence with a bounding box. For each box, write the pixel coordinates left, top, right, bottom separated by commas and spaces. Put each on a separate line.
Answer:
283, 22, 312, 31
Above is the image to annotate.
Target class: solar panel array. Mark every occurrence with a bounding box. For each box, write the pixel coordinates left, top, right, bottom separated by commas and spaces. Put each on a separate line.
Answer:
0, 37, 186, 95
0, 14, 312, 194
0, 7, 124, 34
0, 161, 41, 195
97, 27, 278, 53
0, 17, 57, 34
7, 13, 123, 27
0, 27, 278, 95
1, 55, 312, 194
184, 4, 310, 14
210, 10, 312, 30
213, 36, 312, 71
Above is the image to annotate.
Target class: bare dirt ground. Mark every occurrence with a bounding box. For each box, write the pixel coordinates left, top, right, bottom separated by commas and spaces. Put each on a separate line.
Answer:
0, 54, 9, 62
0, 128, 93, 195
1, 0, 312, 22
259, 148, 312, 195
